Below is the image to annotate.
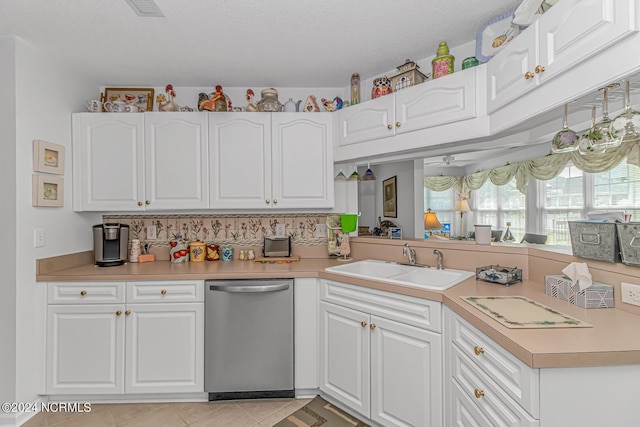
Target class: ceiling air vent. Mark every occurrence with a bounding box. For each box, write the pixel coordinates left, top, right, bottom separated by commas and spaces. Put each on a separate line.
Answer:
124, 0, 165, 17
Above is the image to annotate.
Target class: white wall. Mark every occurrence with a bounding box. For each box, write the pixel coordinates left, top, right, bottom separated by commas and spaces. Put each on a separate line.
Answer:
357, 160, 416, 237
13, 37, 101, 410
0, 36, 18, 420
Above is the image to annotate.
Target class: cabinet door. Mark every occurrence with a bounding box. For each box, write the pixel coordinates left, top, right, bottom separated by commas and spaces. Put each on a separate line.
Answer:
125, 303, 204, 394
370, 315, 443, 427
271, 113, 334, 208
395, 70, 476, 134
209, 113, 271, 209
539, 0, 637, 85
47, 304, 124, 394
337, 95, 395, 146
72, 113, 144, 211
144, 112, 209, 210
319, 302, 370, 419
487, 22, 539, 113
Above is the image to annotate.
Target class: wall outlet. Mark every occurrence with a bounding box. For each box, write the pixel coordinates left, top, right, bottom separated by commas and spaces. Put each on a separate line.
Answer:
275, 224, 286, 237
34, 227, 45, 248
315, 223, 327, 238
146, 225, 157, 240
621, 282, 640, 306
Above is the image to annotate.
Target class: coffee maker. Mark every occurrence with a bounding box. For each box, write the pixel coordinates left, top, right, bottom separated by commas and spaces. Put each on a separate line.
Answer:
93, 223, 129, 266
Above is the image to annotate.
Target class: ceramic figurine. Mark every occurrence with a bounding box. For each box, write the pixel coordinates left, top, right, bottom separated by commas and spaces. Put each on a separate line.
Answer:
245, 89, 258, 112
320, 96, 343, 112
432, 42, 455, 79
302, 95, 320, 112
371, 77, 392, 99
198, 85, 230, 112
157, 84, 180, 111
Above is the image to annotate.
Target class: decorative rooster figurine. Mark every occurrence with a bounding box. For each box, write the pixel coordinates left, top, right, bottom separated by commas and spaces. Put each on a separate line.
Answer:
245, 89, 258, 112
156, 84, 180, 112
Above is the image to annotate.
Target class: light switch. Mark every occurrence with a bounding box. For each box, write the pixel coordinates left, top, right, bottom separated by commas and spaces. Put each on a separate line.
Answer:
275, 224, 286, 237
315, 224, 327, 238
34, 227, 45, 248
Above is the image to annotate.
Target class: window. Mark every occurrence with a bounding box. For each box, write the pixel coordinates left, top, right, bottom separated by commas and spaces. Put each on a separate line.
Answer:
593, 161, 640, 220
474, 179, 526, 241
424, 186, 454, 235
541, 164, 585, 245
424, 160, 640, 245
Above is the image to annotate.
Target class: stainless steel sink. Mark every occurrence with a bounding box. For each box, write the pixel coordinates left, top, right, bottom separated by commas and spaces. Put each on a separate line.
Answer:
325, 259, 474, 291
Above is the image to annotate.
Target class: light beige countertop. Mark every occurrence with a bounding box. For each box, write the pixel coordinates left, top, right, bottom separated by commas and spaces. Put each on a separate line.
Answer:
37, 251, 640, 369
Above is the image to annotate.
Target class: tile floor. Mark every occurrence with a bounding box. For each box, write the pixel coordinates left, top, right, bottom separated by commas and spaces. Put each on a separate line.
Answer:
22, 398, 311, 427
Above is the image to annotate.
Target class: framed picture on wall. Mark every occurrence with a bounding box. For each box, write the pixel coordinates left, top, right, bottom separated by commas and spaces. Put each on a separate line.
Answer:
383, 175, 397, 218
33, 140, 65, 175
32, 175, 64, 207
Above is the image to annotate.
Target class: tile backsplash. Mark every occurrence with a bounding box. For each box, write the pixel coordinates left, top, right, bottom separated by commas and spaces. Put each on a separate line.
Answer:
103, 213, 335, 250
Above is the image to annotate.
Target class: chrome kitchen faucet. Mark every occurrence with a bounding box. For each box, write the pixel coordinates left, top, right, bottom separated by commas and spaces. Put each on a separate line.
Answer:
433, 249, 444, 270
403, 243, 416, 265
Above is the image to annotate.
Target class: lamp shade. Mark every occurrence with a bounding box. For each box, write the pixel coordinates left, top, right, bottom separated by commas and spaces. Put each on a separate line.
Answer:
453, 199, 471, 213
424, 208, 443, 231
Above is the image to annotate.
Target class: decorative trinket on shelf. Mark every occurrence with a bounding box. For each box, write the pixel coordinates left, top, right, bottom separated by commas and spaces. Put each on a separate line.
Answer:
432, 42, 455, 79
283, 98, 302, 112
198, 85, 229, 112
320, 96, 343, 112
302, 95, 320, 112
350, 73, 360, 105
256, 88, 283, 112
371, 77, 392, 99
389, 59, 428, 92
245, 89, 258, 112
462, 56, 480, 70
156, 84, 180, 111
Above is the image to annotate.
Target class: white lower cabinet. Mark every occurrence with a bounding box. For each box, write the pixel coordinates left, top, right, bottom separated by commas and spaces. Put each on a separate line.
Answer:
319, 279, 442, 427
46, 281, 204, 395
444, 307, 640, 427
293, 278, 319, 394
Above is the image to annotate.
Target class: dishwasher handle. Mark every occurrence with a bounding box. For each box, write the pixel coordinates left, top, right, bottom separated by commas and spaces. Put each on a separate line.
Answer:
209, 283, 290, 293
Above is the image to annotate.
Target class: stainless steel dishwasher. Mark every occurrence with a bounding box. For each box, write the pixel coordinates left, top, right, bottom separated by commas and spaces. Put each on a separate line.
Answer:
204, 279, 294, 400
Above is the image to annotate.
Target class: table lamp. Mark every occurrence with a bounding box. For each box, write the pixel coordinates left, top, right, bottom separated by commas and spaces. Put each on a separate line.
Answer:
424, 208, 445, 239
453, 199, 471, 238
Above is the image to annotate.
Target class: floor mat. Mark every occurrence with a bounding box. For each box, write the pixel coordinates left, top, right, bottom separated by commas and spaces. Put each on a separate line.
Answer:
273, 396, 369, 427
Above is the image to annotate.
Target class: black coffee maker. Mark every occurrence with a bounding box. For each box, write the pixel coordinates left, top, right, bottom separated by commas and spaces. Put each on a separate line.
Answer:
93, 223, 130, 266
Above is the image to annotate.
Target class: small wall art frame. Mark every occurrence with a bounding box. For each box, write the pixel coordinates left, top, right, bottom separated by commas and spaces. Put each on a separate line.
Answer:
33, 140, 65, 175
389, 227, 403, 239
383, 175, 397, 218
102, 87, 155, 112
32, 175, 64, 207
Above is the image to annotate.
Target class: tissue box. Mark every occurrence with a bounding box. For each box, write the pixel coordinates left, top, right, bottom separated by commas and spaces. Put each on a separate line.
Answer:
568, 221, 621, 263
545, 275, 614, 309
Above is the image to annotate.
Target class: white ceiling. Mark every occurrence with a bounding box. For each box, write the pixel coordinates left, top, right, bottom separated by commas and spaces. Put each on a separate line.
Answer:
0, 0, 522, 87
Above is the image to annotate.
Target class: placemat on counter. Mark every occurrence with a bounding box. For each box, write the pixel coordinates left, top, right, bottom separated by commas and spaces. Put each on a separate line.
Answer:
462, 295, 592, 328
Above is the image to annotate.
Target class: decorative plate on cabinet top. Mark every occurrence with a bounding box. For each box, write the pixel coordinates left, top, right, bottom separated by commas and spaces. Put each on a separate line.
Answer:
476, 10, 520, 62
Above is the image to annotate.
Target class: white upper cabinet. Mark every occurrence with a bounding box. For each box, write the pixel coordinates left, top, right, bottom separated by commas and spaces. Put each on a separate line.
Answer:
209, 113, 333, 210
73, 113, 145, 211
208, 113, 271, 209
271, 113, 334, 209
144, 113, 209, 210
73, 112, 208, 211
488, 0, 638, 113
338, 71, 477, 148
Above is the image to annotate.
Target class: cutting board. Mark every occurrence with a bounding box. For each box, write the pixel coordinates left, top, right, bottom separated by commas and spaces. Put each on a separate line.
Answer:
254, 256, 300, 264
462, 296, 592, 328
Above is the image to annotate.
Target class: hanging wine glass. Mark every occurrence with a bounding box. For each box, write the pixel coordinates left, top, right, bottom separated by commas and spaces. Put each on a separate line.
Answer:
334, 170, 347, 181
551, 103, 579, 153
594, 84, 621, 149
579, 106, 607, 155
613, 80, 640, 143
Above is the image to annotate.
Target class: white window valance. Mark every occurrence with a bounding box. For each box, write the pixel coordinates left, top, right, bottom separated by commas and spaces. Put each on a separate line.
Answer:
424, 139, 640, 194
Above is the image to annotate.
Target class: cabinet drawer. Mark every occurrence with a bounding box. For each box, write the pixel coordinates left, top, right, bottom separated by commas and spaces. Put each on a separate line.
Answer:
48, 282, 125, 304
320, 279, 441, 333
447, 309, 539, 417
126, 281, 204, 303
450, 379, 493, 427
451, 345, 538, 426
